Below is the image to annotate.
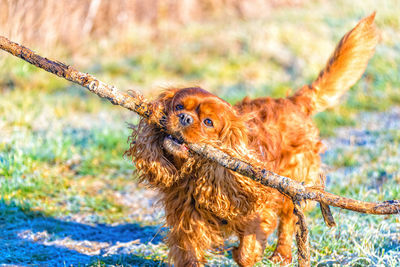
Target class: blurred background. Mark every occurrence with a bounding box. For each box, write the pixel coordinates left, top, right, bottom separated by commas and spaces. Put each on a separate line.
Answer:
1, 0, 400, 266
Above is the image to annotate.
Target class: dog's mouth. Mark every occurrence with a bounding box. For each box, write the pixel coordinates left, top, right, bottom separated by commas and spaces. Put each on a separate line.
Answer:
163, 134, 189, 158
166, 134, 184, 145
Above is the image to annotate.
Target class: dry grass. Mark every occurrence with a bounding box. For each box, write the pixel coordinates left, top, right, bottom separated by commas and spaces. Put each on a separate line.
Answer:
0, 0, 308, 51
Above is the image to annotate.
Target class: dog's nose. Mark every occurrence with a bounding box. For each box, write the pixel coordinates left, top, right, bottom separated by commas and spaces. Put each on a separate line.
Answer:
178, 113, 193, 126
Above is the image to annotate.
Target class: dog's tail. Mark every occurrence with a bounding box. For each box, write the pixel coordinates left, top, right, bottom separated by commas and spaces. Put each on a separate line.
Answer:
290, 13, 379, 116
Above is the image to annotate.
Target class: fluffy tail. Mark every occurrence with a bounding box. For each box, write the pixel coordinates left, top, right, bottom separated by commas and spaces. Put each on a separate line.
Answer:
290, 13, 380, 115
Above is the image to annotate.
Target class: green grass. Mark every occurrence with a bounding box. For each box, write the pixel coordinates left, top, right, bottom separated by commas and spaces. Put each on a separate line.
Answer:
0, 88, 135, 222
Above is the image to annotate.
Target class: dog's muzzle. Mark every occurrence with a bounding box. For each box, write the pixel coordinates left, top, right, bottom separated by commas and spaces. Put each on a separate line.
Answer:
178, 113, 193, 127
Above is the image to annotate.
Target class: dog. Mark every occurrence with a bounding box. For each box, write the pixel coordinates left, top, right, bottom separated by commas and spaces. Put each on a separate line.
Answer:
126, 13, 379, 266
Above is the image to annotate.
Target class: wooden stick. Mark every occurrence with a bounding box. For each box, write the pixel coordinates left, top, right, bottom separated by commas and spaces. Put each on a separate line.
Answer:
184, 141, 400, 215
294, 203, 310, 267
0, 35, 153, 119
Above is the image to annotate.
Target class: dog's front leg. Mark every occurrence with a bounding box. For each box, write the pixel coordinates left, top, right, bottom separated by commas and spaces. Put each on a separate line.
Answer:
168, 238, 205, 267
165, 204, 219, 267
233, 213, 277, 267
269, 199, 295, 264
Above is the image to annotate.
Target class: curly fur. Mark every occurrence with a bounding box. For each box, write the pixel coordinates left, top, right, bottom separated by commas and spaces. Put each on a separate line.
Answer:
125, 14, 379, 266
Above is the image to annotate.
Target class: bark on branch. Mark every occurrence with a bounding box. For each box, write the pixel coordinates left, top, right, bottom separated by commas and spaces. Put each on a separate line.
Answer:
294, 203, 310, 267
1, 35, 399, 267
166, 140, 400, 215
0, 36, 153, 119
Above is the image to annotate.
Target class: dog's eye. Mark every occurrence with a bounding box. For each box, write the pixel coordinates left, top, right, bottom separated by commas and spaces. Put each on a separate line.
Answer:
175, 104, 184, 111
203, 118, 214, 127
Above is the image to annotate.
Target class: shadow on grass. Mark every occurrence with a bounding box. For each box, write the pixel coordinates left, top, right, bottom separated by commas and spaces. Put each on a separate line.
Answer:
0, 200, 166, 266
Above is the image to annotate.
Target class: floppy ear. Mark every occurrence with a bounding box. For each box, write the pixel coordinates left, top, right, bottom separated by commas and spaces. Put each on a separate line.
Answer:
155, 88, 179, 111
219, 111, 281, 170
126, 88, 188, 188
150, 88, 180, 125
126, 119, 181, 188
218, 111, 250, 156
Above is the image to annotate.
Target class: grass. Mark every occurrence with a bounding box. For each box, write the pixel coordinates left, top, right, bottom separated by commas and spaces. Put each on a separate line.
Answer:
1, 0, 400, 265
0, 87, 135, 222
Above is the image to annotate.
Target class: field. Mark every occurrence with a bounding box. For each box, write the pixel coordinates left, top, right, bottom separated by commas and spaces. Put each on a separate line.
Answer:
1, 0, 400, 266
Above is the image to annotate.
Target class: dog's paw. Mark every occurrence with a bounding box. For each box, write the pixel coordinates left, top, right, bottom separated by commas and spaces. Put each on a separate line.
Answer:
269, 251, 292, 265
232, 246, 257, 267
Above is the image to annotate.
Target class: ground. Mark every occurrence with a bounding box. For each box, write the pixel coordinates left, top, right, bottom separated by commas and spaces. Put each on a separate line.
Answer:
1, 0, 400, 266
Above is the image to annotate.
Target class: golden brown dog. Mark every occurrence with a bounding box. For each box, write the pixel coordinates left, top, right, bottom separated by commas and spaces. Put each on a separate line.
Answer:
126, 14, 379, 266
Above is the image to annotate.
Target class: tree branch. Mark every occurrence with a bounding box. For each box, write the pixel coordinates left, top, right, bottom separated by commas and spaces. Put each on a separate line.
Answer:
0, 35, 153, 120
294, 203, 310, 267
183, 142, 400, 215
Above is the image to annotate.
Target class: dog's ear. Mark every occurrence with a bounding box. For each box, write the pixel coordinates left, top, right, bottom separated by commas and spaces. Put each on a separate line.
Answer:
219, 111, 249, 153
126, 119, 180, 187
219, 111, 281, 169
154, 88, 180, 113
150, 88, 180, 125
